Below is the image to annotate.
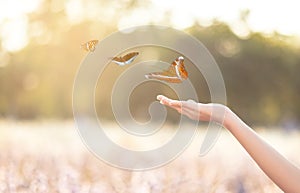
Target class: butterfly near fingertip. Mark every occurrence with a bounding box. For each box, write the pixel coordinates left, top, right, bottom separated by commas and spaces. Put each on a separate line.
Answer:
111, 52, 139, 66
145, 56, 188, 83
81, 40, 99, 52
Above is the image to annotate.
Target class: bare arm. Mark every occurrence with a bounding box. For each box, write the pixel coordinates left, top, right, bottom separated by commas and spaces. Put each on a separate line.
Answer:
157, 95, 300, 193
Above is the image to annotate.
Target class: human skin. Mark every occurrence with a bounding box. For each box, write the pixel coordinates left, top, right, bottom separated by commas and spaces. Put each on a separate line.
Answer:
157, 95, 300, 193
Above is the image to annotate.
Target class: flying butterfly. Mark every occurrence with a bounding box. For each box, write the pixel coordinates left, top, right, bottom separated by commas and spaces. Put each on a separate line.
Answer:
145, 56, 188, 83
81, 40, 99, 52
111, 52, 139, 66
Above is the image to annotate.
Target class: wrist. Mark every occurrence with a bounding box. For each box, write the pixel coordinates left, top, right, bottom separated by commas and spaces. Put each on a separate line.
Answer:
222, 106, 236, 130
208, 104, 231, 126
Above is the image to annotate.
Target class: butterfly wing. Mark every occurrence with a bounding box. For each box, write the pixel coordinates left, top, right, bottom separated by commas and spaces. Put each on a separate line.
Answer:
145, 56, 188, 83
179, 65, 188, 79
81, 40, 98, 52
124, 52, 139, 65
112, 52, 139, 66
145, 61, 182, 83
145, 73, 182, 83
111, 56, 126, 65
175, 57, 188, 80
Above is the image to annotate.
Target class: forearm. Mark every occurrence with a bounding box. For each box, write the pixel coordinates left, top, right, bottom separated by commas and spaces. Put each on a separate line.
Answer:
223, 107, 300, 193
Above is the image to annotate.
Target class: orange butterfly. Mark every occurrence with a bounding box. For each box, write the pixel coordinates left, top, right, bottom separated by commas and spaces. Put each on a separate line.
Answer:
81, 40, 99, 52
145, 56, 188, 83
111, 52, 139, 66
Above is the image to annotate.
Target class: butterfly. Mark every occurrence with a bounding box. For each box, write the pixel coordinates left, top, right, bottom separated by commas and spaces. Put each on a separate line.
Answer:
81, 40, 99, 52
145, 56, 188, 83
111, 52, 139, 66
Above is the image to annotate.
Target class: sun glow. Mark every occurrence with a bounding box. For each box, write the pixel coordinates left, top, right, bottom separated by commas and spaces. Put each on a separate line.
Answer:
0, 0, 42, 52
149, 0, 300, 36
0, 0, 300, 53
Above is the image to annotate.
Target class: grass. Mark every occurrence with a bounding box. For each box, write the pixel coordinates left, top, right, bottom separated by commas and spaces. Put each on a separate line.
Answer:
0, 120, 299, 193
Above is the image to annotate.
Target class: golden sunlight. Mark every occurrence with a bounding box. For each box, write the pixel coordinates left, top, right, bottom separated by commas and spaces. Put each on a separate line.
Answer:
150, 0, 300, 36
0, 0, 42, 52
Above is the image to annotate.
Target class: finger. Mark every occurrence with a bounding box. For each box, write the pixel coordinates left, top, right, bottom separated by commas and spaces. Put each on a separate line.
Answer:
163, 101, 197, 119
165, 99, 186, 109
180, 106, 200, 120
156, 95, 183, 112
157, 95, 181, 107
157, 95, 172, 104
164, 102, 195, 117
181, 100, 199, 111
158, 96, 200, 115
156, 95, 166, 101
171, 105, 182, 112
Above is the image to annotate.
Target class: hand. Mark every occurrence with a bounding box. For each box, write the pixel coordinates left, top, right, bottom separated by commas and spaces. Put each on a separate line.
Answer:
158, 95, 300, 193
156, 95, 228, 124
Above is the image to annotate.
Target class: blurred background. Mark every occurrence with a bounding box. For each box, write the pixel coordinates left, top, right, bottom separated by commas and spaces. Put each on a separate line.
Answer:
0, 0, 299, 192
0, 0, 300, 127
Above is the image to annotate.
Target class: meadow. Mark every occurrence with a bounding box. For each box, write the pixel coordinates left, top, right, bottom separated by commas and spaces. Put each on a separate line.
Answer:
0, 120, 299, 193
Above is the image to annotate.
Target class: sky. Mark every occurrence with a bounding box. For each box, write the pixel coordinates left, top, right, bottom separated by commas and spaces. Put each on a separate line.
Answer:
142, 0, 300, 37
0, 0, 300, 52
